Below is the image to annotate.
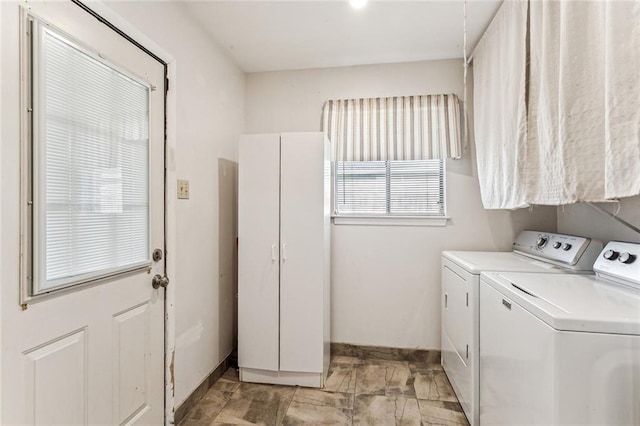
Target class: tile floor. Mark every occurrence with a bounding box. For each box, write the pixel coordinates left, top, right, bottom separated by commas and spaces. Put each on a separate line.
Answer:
179, 354, 469, 426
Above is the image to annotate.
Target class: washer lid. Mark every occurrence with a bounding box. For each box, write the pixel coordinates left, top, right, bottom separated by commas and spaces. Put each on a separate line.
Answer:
482, 272, 640, 335
442, 251, 570, 274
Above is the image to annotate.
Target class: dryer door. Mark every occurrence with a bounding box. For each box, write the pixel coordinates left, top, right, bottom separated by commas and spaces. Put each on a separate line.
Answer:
441, 263, 474, 420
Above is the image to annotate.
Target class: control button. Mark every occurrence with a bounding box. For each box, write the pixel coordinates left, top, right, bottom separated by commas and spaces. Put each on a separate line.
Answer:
618, 252, 636, 264
562, 243, 572, 251
536, 236, 548, 249
553, 242, 562, 249
603, 250, 619, 260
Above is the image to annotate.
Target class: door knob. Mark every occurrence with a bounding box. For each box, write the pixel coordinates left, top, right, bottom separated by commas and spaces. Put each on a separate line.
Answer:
152, 274, 170, 289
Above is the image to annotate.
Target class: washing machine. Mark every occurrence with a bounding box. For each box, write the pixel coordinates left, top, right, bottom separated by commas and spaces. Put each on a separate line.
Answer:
441, 230, 603, 426
480, 241, 640, 425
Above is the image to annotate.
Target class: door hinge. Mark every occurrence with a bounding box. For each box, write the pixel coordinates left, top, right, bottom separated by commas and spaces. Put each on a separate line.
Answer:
444, 293, 448, 308
165, 77, 170, 93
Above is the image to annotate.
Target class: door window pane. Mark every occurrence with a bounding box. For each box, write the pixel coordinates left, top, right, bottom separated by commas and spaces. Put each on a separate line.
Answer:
33, 25, 150, 294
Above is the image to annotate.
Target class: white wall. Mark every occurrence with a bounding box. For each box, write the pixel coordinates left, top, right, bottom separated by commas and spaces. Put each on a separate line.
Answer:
1, 4, 21, 420
245, 59, 558, 349
0, 3, 3, 419
557, 197, 640, 244
102, 2, 245, 406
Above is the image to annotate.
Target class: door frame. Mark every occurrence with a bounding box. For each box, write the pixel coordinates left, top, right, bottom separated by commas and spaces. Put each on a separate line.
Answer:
63, 2, 178, 424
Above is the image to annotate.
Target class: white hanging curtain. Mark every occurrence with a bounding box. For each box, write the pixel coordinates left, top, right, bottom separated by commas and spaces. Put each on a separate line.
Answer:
526, 0, 606, 204
603, 1, 640, 200
526, 0, 640, 204
322, 94, 461, 161
472, 0, 529, 209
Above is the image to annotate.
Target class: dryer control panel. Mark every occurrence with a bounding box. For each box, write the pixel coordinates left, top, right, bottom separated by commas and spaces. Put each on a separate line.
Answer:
513, 230, 603, 270
594, 241, 640, 289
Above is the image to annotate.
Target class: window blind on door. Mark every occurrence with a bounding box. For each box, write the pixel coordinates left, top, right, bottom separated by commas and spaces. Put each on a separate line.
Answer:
335, 160, 445, 216
33, 26, 151, 294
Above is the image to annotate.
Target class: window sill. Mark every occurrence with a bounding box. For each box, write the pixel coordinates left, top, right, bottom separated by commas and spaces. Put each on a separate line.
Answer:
332, 215, 450, 227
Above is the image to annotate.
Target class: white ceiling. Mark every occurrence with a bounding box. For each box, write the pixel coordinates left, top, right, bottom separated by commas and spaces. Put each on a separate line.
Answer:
182, 0, 502, 73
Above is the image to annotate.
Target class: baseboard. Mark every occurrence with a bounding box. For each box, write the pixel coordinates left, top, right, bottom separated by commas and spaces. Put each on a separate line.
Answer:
240, 367, 323, 388
331, 342, 441, 363
173, 352, 236, 425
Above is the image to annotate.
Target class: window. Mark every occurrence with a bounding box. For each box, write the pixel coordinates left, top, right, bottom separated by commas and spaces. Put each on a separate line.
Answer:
335, 160, 446, 217
29, 22, 151, 295
323, 94, 459, 225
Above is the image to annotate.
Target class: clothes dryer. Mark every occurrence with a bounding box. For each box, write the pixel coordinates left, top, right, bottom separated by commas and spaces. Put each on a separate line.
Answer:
441, 231, 603, 425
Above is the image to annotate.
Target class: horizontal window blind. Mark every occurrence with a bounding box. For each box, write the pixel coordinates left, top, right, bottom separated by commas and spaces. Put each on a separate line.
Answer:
335, 160, 445, 216
33, 26, 150, 294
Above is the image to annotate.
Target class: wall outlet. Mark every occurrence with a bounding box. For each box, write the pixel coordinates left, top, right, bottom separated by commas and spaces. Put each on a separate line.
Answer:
177, 179, 189, 199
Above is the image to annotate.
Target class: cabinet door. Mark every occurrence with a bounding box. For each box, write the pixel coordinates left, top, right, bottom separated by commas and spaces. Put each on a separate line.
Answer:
238, 134, 281, 371
279, 133, 325, 373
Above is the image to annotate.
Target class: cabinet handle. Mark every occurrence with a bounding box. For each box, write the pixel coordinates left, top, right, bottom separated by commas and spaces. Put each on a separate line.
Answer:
502, 299, 512, 310
444, 293, 448, 308
271, 244, 277, 262
282, 243, 287, 262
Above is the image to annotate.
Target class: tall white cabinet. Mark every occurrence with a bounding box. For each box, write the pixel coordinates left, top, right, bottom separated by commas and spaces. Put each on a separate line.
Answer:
238, 132, 331, 387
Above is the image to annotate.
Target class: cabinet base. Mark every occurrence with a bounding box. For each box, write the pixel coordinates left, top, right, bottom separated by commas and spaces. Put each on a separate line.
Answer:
240, 367, 324, 388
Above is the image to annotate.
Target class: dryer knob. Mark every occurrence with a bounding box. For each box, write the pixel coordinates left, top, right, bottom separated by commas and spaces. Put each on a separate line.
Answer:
562, 243, 572, 251
536, 236, 548, 249
553, 242, 562, 249
618, 252, 636, 264
603, 249, 619, 260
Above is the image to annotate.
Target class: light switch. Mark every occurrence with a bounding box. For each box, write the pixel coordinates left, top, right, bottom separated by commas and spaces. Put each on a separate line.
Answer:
177, 179, 189, 199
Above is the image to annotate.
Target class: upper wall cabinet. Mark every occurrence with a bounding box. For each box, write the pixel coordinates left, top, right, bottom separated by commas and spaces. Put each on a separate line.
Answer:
473, 0, 640, 209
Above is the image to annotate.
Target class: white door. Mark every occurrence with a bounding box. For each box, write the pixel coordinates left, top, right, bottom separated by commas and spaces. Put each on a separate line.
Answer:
2, 2, 166, 424
279, 133, 324, 373
237, 134, 281, 372
442, 265, 471, 367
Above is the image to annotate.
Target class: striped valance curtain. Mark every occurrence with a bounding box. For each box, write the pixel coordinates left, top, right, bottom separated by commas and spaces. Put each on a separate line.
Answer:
322, 94, 461, 161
